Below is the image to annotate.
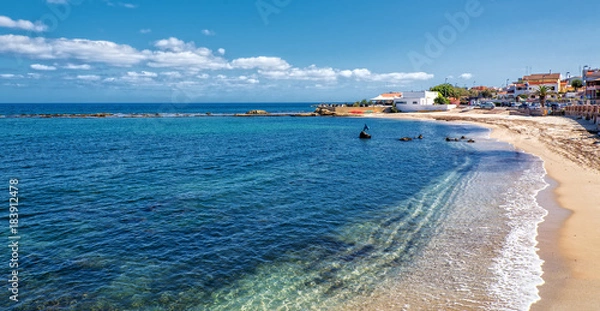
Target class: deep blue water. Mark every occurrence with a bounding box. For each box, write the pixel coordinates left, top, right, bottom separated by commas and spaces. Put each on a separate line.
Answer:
0, 104, 541, 310
0, 103, 315, 116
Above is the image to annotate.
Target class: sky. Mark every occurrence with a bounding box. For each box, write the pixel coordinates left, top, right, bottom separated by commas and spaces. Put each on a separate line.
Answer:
0, 0, 598, 103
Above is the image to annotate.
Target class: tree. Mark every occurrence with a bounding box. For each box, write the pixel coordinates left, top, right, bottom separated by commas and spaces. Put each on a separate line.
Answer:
571, 79, 583, 91
535, 85, 551, 107
430, 83, 457, 98
480, 89, 494, 99
360, 99, 369, 106
434, 95, 450, 105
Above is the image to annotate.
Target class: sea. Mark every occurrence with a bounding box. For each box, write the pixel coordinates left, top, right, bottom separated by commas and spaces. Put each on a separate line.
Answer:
0, 103, 548, 311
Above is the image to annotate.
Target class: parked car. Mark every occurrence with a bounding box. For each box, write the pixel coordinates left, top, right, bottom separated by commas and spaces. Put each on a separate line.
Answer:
518, 103, 529, 109
479, 102, 495, 109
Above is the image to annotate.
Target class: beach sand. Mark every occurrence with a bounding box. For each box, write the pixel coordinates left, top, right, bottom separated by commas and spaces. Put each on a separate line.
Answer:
368, 108, 600, 310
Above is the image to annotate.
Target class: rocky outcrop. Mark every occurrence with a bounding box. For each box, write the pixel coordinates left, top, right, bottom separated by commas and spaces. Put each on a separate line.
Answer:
399, 137, 413, 141
246, 110, 269, 115
315, 107, 336, 116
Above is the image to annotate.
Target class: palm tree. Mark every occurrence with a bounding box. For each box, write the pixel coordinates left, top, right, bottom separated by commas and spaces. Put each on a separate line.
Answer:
535, 85, 551, 108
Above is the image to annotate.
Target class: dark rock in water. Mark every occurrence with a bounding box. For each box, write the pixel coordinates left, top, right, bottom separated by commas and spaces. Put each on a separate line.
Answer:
206, 112, 212, 115
359, 131, 371, 139
460, 136, 466, 140
399, 137, 413, 141
467, 139, 475, 143
417, 134, 423, 139
445, 137, 459, 142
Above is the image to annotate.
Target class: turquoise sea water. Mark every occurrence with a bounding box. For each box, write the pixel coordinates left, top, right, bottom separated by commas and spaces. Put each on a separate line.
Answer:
0, 104, 547, 310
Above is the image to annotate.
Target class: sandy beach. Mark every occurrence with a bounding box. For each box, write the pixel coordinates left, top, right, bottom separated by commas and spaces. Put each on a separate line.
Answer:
369, 108, 600, 310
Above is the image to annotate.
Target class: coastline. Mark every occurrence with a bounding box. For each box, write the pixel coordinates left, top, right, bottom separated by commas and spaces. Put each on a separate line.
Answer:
369, 109, 600, 309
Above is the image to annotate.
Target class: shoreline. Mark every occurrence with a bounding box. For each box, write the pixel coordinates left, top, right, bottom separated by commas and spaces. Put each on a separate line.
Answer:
369, 110, 600, 309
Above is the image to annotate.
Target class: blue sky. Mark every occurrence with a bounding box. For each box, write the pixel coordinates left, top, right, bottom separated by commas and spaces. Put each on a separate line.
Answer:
0, 0, 598, 103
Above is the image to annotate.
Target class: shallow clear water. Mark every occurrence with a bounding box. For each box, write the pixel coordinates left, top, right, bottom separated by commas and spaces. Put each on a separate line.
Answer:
0, 104, 547, 310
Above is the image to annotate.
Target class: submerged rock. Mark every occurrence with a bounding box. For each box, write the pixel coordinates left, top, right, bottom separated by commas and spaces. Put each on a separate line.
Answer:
399, 137, 413, 141
359, 131, 371, 139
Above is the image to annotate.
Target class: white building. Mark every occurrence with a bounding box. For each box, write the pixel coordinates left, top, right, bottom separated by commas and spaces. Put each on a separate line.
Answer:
371, 91, 455, 112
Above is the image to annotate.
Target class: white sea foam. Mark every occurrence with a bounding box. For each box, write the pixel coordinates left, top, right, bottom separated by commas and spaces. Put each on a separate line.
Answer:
487, 163, 548, 310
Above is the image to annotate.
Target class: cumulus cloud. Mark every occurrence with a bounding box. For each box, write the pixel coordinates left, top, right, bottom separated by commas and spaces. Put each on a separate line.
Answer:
259, 66, 433, 83
231, 56, 291, 71
0, 35, 147, 66
0, 15, 48, 32
459, 73, 473, 79
31, 64, 57, 71
150, 37, 229, 70
0, 34, 435, 89
259, 65, 337, 81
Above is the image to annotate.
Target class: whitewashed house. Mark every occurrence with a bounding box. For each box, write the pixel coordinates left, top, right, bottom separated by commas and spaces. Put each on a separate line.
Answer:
372, 91, 455, 112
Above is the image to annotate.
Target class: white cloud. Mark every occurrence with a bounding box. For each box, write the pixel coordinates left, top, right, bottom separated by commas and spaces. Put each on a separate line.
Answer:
0, 35, 230, 71
31, 64, 57, 71
238, 75, 259, 84
459, 73, 473, 80
0, 34, 434, 89
161, 71, 182, 78
77, 75, 101, 81
105, 1, 138, 8
150, 38, 229, 70
0, 74, 20, 79
64, 63, 92, 70
259, 66, 433, 83
202, 29, 216, 36
27, 73, 42, 79
351, 70, 434, 82
231, 56, 291, 71
259, 65, 337, 81
120, 3, 137, 9
154, 37, 194, 52
0, 15, 48, 32
140, 28, 151, 34
0, 35, 148, 66
126, 71, 157, 78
